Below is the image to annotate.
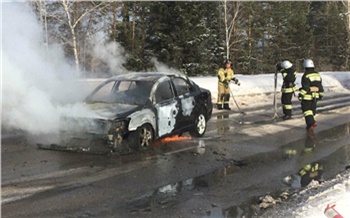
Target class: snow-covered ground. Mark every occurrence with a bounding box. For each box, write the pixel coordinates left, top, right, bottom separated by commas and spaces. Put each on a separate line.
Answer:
191, 71, 350, 106
262, 170, 350, 217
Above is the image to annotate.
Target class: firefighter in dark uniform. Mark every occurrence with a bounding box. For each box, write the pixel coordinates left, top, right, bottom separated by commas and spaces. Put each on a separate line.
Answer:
298, 59, 324, 131
277, 60, 297, 120
298, 161, 324, 187
282, 130, 323, 187
217, 60, 239, 110
299, 131, 323, 187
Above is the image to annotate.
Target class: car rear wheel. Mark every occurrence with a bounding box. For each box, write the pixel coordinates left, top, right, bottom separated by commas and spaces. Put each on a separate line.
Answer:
129, 124, 154, 151
189, 112, 207, 137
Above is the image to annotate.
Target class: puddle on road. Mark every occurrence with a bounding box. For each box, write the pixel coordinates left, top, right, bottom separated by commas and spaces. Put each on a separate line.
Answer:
216, 114, 231, 134
129, 123, 350, 217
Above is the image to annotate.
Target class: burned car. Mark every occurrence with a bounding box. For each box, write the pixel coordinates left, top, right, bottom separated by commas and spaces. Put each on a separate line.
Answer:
61, 72, 212, 152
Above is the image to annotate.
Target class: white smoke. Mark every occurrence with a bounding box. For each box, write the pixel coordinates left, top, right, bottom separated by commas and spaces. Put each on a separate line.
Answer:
1, 2, 183, 138
1, 2, 97, 135
152, 58, 181, 74
92, 39, 127, 75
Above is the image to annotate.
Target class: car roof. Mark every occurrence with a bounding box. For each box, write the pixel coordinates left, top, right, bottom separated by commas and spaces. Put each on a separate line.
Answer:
107, 72, 186, 82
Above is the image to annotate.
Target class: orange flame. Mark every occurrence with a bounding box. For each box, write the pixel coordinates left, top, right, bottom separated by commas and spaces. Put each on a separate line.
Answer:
153, 135, 193, 147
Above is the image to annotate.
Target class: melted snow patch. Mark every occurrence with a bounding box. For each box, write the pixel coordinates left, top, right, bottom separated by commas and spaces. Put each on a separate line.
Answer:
239, 124, 291, 137
294, 172, 350, 217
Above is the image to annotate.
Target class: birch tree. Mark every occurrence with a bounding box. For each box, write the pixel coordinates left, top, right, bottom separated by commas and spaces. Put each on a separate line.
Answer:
60, 0, 104, 72
342, 0, 350, 69
32, 0, 49, 50
221, 0, 243, 60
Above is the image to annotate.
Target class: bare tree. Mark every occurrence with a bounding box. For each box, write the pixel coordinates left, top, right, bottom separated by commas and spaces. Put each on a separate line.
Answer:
60, 0, 104, 72
32, 0, 49, 50
222, 0, 243, 60
342, 0, 350, 69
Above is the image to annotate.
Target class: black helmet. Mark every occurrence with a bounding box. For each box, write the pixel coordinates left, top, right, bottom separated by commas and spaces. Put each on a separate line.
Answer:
225, 60, 232, 65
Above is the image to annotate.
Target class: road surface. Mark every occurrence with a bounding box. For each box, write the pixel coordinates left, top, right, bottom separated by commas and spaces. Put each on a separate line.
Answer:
2, 93, 350, 218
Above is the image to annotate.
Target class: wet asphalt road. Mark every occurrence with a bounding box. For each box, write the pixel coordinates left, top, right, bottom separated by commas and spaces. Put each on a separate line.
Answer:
1, 95, 350, 218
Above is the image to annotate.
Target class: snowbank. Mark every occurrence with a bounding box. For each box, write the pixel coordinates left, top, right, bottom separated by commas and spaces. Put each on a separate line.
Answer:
260, 169, 350, 217
191, 72, 350, 103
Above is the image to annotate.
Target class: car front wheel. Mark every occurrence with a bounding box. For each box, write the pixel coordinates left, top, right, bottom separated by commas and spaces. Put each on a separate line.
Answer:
129, 124, 154, 151
189, 112, 207, 137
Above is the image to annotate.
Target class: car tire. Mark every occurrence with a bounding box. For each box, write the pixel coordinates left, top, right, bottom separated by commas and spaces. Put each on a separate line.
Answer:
189, 111, 207, 137
129, 124, 154, 151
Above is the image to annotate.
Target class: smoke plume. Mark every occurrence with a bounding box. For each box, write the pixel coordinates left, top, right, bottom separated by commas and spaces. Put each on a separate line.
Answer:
2, 2, 96, 135
2, 2, 183, 139
92, 38, 127, 75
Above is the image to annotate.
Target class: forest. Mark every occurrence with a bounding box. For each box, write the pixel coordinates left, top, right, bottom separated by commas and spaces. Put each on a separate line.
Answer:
30, 1, 350, 76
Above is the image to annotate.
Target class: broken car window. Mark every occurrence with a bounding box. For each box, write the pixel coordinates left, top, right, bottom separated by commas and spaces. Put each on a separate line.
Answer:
172, 77, 191, 96
155, 80, 174, 103
88, 81, 116, 102
88, 80, 153, 105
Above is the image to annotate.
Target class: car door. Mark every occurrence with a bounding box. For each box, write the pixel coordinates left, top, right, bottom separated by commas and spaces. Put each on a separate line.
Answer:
153, 78, 181, 137
171, 77, 196, 129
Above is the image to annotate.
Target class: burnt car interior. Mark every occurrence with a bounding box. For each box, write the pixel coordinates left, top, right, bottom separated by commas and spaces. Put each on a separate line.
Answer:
154, 80, 174, 103
87, 80, 153, 105
171, 77, 192, 96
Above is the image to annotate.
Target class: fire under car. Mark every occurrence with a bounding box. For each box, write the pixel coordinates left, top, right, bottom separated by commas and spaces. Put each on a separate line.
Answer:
60, 72, 213, 153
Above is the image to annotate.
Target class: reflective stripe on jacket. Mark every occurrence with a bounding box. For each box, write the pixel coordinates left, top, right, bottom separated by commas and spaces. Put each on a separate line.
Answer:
299, 70, 324, 101
282, 68, 297, 93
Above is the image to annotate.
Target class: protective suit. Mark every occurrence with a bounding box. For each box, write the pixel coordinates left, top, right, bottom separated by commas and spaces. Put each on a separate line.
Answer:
299, 59, 324, 131
217, 60, 238, 110
278, 60, 297, 120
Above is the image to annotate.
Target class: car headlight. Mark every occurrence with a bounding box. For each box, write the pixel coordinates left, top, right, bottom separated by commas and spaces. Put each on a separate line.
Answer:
109, 119, 129, 134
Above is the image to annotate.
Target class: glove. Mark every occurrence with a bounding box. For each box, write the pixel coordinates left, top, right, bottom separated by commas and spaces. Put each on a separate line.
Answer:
276, 63, 283, 71
298, 93, 303, 101
232, 78, 240, 86
223, 80, 229, 85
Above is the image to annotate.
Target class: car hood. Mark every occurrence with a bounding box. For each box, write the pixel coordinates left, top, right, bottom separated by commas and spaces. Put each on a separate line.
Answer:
81, 102, 142, 120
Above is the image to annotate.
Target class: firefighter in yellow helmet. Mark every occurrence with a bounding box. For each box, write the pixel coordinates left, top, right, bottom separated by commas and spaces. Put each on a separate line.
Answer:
217, 60, 239, 110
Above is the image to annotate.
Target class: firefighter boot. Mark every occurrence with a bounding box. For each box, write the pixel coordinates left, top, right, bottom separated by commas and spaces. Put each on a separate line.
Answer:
282, 115, 292, 120
217, 103, 223, 110
223, 103, 231, 110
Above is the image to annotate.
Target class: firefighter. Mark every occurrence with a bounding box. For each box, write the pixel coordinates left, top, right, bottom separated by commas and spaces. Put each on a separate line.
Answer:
217, 60, 239, 110
278, 60, 297, 120
302, 129, 316, 154
298, 161, 324, 187
283, 131, 323, 187
298, 59, 324, 131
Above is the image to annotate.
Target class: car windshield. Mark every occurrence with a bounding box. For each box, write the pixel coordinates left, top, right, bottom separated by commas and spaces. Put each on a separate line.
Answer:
86, 80, 154, 105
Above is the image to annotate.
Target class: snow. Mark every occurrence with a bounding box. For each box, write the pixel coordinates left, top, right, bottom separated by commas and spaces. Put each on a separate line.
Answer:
191, 72, 350, 102
190, 72, 350, 217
